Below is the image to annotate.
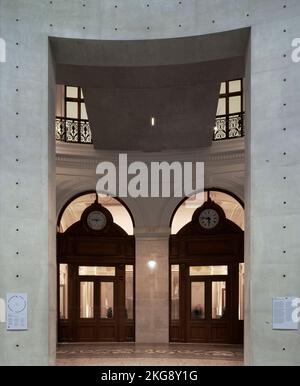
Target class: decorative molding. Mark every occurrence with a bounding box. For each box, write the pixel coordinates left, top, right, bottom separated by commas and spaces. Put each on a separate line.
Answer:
56, 139, 245, 170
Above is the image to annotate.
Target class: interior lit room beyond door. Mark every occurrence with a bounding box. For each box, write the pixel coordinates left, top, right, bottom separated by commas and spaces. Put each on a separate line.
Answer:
57, 193, 135, 342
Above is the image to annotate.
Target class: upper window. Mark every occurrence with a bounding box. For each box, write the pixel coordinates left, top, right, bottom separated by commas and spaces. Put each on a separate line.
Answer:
65, 86, 88, 120
56, 86, 92, 144
214, 79, 244, 141
56, 81, 245, 144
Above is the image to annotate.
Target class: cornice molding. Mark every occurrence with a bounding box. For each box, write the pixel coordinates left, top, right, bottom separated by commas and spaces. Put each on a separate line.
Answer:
56, 139, 245, 170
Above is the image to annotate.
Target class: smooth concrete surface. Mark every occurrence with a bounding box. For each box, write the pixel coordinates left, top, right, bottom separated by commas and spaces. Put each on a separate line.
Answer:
245, 9, 300, 366
0, 2, 57, 365
0, 0, 300, 366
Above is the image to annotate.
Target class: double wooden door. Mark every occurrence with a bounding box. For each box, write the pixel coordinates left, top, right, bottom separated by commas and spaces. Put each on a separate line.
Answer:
76, 269, 118, 341
170, 262, 243, 343
58, 263, 135, 342
187, 272, 230, 343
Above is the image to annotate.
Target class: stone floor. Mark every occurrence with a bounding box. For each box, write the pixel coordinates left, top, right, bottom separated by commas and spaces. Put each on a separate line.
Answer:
57, 343, 244, 366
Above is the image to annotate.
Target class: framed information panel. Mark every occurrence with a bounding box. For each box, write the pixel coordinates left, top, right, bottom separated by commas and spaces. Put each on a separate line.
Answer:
272, 297, 298, 330
6, 293, 28, 331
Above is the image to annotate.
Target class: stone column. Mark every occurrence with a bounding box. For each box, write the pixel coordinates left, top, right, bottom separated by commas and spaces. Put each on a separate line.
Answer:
245, 7, 300, 365
135, 228, 170, 343
0, 4, 56, 365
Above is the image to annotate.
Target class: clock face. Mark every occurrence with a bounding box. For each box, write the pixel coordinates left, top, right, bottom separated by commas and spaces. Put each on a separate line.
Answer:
199, 208, 220, 230
87, 211, 107, 231
8, 295, 26, 314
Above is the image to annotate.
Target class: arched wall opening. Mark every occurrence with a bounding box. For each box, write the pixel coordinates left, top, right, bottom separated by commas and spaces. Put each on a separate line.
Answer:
171, 188, 244, 234
169, 188, 244, 344
57, 191, 134, 235
57, 191, 135, 342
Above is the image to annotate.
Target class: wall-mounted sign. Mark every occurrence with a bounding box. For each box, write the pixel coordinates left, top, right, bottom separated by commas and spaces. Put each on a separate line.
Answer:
272, 297, 298, 330
6, 293, 28, 331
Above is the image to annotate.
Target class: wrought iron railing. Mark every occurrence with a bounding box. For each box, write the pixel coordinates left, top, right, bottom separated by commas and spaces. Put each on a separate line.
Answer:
213, 112, 245, 141
55, 117, 92, 144
56, 113, 245, 144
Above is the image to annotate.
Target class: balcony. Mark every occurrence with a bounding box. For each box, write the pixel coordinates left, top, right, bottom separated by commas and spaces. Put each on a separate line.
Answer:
213, 112, 245, 141
55, 117, 92, 144
56, 113, 245, 145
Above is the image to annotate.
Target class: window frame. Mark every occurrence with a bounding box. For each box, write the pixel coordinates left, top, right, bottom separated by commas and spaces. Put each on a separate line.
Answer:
217, 79, 244, 118
64, 86, 86, 121
214, 78, 245, 140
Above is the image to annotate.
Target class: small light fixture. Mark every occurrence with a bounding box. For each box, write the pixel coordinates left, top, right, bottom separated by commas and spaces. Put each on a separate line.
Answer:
151, 117, 155, 127
148, 260, 157, 270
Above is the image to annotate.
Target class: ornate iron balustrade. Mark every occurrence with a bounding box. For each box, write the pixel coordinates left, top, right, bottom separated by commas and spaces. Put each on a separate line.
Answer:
213, 112, 245, 141
56, 113, 245, 145
55, 117, 92, 144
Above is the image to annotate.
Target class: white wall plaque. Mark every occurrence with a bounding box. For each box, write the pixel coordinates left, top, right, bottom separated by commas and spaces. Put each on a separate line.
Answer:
272, 297, 298, 330
6, 293, 28, 331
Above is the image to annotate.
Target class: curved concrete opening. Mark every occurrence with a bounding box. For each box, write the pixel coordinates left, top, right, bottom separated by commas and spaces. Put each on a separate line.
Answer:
51, 29, 249, 151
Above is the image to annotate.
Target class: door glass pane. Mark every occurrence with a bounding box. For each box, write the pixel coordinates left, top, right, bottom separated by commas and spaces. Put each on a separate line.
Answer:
66, 86, 78, 98
212, 281, 226, 319
79, 266, 116, 276
125, 265, 134, 320
229, 96, 241, 114
59, 264, 68, 319
220, 82, 226, 95
191, 282, 205, 320
66, 101, 78, 118
190, 266, 228, 276
101, 282, 114, 319
80, 282, 94, 318
81, 103, 88, 120
229, 80, 241, 93
239, 263, 245, 320
216, 97, 226, 116
171, 265, 180, 320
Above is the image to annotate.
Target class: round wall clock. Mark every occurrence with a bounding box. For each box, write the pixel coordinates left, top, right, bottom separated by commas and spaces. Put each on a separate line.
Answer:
198, 208, 220, 230
7, 295, 27, 314
86, 211, 107, 231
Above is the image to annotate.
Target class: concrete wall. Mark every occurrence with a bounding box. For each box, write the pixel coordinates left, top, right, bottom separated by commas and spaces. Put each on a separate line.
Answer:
0, 1, 56, 365
0, 0, 300, 365
245, 6, 300, 366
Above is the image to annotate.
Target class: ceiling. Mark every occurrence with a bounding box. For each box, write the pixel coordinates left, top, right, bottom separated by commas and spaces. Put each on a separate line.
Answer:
51, 28, 249, 152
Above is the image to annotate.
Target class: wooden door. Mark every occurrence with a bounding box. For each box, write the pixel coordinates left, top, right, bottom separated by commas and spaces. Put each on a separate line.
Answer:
75, 271, 119, 341
57, 200, 135, 342
187, 274, 231, 343
58, 260, 135, 342
169, 199, 244, 344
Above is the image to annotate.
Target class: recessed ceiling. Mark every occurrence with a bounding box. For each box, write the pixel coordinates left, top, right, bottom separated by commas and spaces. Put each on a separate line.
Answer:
51, 28, 249, 151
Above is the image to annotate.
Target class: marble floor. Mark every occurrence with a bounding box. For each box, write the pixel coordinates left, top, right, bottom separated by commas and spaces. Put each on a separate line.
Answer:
57, 343, 244, 366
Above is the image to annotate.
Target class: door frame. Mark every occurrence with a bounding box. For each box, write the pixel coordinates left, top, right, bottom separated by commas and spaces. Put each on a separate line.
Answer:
187, 271, 231, 343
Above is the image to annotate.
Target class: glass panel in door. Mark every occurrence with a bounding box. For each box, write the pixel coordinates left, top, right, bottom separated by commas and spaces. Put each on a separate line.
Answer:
191, 282, 205, 320
125, 265, 134, 320
59, 264, 68, 320
100, 282, 114, 319
212, 281, 226, 319
80, 281, 94, 318
171, 265, 180, 320
79, 266, 116, 276
189, 265, 228, 276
